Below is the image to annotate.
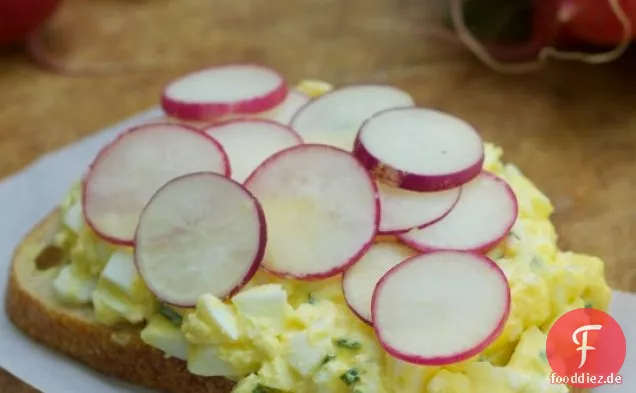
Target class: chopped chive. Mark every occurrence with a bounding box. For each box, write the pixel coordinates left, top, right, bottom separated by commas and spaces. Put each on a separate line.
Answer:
335, 338, 361, 350
508, 231, 520, 240
308, 293, 316, 304
530, 257, 542, 270
477, 355, 486, 362
539, 350, 547, 362
353, 389, 364, 393
340, 368, 360, 385
321, 354, 336, 365
253, 385, 270, 393
584, 303, 593, 309
158, 304, 183, 327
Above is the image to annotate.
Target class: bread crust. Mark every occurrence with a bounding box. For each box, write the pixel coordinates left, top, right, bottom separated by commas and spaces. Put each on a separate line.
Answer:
4, 210, 588, 393
5, 211, 234, 393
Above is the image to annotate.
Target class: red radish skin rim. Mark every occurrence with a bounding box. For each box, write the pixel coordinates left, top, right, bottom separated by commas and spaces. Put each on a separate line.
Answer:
341, 251, 384, 326
133, 171, 267, 306
203, 118, 304, 183
293, 229, 378, 281
371, 252, 511, 365
244, 144, 381, 281
353, 107, 485, 192
269, 89, 311, 125
377, 187, 463, 236
341, 243, 417, 325
81, 123, 230, 246
288, 83, 415, 130
397, 172, 518, 254
161, 64, 288, 121
341, 278, 374, 326
203, 118, 304, 144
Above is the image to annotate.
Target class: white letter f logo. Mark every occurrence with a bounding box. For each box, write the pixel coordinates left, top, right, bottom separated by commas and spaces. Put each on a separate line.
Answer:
572, 324, 602, 368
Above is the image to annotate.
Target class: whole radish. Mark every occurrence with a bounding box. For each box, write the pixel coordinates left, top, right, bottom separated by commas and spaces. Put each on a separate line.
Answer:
0, 0, 61, 47
558, 0, 636, 46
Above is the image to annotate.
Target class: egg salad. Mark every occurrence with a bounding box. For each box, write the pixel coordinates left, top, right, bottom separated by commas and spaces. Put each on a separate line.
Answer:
49, 77, 611, 393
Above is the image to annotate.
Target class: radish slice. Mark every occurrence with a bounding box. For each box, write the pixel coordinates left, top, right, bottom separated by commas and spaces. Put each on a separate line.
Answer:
378, 182, 461, 234
204, 119, 303, 183
372, 251, 511, 365
354, 108, 484, 192
83, 123, 229, 245
398, 172, 518, 253
290, 85, 415, 151
342, 242, 417, 324
161, 64, 288, 121
299, 130, 356, 152
135, 172, 266, 306
244, 144, 379, 280
268, 89, 310, 125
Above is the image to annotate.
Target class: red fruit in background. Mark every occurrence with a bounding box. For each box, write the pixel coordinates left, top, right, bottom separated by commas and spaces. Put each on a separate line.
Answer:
559, 0, 636, 46
0, 0, 61, 47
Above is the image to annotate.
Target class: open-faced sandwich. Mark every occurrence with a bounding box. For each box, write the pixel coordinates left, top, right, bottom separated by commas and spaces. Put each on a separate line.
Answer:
5, 64, 611, 393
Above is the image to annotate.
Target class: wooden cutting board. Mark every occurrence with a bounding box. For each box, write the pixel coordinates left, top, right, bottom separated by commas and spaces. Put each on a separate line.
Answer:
2, 0, 635, 391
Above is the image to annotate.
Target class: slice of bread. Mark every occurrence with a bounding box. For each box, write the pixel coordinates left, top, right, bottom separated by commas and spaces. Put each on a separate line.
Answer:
5, 210, 234, 393
4, 210, 588, 393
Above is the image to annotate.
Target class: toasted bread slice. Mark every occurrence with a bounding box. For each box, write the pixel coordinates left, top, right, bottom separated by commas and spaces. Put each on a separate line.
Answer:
5, 210, 234, 393
4, 211, 588, 393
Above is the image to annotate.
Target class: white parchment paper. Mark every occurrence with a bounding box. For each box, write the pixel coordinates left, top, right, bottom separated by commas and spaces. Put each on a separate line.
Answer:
0, 109, 633, 392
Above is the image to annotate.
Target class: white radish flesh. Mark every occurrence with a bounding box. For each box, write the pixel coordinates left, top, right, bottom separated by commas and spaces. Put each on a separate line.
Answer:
135, 172, 266, 306
244, 144, 379, 280
342, 242, 417, 323
82, 123, 229, 245
372, 251, 510, 365
298, 130, 356, 151
268, 89, 310, 125
290, 85, 415, 151
161, 64, 287, 121
354, 108, 484, 192
398, 172, 518, 253
378, 182, 461, 234
204, 119, 303, 183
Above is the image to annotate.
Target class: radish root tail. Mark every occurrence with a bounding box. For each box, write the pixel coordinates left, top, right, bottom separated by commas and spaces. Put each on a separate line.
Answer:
449, 0, 632, 73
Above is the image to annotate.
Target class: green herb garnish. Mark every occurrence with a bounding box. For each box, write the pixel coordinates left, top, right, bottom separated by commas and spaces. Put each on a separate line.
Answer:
477, 355, 486, 362
508, 231, 520, 240
530, 257, 542, 270
353, 389, 364, 393
335, 338, 361, 350
539, 350, 548, 362
321, 354, 336, 365
159, 304, 183, 327
585, 303, 593, 309
252, 384, 270, 393
340, 368, 360, 385
308, 292, 316, 304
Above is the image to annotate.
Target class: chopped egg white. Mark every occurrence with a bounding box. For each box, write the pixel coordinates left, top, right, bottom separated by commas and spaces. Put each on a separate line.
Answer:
100, 250, 138, 298
197, 294, 241, 341
285, 331, 328, 376
232, 284, 288, 333
140, 314, 189, 360
52, 264, 97, 305
187, 344, 237, 377
63, 201, 84, 234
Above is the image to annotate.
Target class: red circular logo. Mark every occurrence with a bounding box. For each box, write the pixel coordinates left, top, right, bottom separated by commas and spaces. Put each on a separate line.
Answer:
546, 308, 626, 388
